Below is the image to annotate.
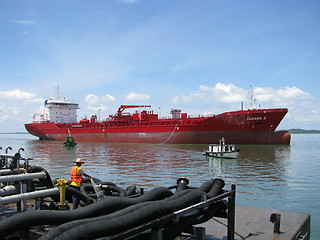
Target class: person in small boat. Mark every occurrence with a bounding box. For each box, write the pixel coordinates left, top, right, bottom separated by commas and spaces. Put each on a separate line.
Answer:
70, 158, 92, 209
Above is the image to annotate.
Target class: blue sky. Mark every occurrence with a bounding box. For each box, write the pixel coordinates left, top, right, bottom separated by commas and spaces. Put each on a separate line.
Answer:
0, 0, 319, 132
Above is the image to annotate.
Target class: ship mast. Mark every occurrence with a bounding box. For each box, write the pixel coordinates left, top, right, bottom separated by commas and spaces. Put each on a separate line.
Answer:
55, 86, 63, 100
249, 85, 257, 109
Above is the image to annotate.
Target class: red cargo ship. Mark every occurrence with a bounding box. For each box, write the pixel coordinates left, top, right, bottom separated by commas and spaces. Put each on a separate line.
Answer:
25, 95, 290, 145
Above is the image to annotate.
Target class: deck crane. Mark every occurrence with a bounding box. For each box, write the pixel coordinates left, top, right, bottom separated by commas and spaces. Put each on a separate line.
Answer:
117, 105, 151, 114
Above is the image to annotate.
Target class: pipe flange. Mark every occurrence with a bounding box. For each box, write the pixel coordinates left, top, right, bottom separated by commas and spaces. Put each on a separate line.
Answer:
212, 178, 225, 188
177, 177, 189, 185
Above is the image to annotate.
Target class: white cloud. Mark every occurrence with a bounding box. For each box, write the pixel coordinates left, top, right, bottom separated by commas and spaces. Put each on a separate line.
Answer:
278, 86, 312, 100
200, 83, 247, 102
118, 0, 139, 4
84, 94, 106, 111
103, 94, 117, 102
0, 89, 45, 132
84, 94, 99, 105
169, 83, 319, 129
171, 83, 247, 105
0, 89, 36, 100
84, 93, 117, 111
126, 92, 151, 101
7, 20, 37, 25
254, 86, 312, 107
171, 83, 312, 107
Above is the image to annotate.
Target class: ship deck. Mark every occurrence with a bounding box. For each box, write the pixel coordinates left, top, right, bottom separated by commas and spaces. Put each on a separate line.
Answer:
193, 205, 310, 240
0, 204, 310, 240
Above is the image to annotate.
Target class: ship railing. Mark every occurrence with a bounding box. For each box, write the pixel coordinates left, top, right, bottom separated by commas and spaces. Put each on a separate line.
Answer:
159, 114, 215, 120
32, 113, 50, 122
32, 120, 51, 123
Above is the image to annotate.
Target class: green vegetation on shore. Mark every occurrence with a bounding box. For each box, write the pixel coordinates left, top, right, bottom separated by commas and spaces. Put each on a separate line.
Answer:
287, 129, 320, 134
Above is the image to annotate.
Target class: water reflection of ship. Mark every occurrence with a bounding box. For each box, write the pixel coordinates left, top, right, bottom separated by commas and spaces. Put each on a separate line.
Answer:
230, 145, 291, 183
70, 143, 191, 187
241, 145, 291, 166
205, 144, 291, 176
208, 158, 239, 176
24, 140, 291, 189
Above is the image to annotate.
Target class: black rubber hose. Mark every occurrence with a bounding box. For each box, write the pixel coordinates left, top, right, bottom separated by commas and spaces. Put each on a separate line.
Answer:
81, 182, 126, 198
40, 189, 207, 240
99, 181, 117, 186
87, 177, 102, 184
176, 178, 189, 192
100, 184, 126, 196
131, 201, 227, 240
79, 183, 97, 199
125, 185, 137, 196
29, 166, 54, 189
80, 183, 94, 193
0, 186, 173, 239
207, 178, 225, 198
162, 201, 227, 240
42, 190, 195, 239
66, 186, 94, 206
198, 179, 214, 192
29, 166, 59, 202
129, 199, 228, 239
43, 179, 225, 240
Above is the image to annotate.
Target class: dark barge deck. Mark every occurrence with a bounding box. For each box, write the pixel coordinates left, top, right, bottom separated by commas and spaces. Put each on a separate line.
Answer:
195, 205, 310, 240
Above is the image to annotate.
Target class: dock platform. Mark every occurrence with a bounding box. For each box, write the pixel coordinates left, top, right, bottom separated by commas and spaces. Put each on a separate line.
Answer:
0, 205, 310, 240
193, 205, 310, 240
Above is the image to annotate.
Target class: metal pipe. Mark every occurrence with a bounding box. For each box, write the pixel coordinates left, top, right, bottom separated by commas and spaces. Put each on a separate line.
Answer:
0, 154, 15, 158
5, 147, 12, 154
227, 184, 236, 240
0, 188, 59, 205
0, 168, 25, 176
0, 172, 46, 183
270, 213, 281, 234
0, 185, 18, 197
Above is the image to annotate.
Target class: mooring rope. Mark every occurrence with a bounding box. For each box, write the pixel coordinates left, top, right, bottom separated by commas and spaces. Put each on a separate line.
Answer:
159, 121, 179, 144
211, 218, 265, 240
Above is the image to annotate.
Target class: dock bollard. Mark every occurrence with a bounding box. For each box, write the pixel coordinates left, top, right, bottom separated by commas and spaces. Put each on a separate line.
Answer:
270, 213, 281, 234
56, 178, 70, 210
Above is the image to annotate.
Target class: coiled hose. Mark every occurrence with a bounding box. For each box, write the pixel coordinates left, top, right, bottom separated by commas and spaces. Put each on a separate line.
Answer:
0, 186, 173, 238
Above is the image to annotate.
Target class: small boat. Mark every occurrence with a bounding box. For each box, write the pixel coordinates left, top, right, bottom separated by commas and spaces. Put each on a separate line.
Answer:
203, 138, 240, 159
64, 136, 77, 146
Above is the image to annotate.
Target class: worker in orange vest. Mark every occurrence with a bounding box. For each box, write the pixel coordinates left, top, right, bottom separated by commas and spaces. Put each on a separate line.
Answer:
70, 158, 91, 209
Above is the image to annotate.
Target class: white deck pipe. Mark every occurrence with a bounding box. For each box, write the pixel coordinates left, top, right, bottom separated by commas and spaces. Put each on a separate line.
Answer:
0, 168, 25, 176
0, 185, 18, 197
0, 188, 59, 205
0, 172, 46, 183
0, 154, 15, 158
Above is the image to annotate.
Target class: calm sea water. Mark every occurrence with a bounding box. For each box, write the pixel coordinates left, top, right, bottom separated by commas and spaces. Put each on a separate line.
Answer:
0, 133, 319, 239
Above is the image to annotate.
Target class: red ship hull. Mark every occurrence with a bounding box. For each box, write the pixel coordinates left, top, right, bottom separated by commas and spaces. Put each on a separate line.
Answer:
25, 108, 290, 145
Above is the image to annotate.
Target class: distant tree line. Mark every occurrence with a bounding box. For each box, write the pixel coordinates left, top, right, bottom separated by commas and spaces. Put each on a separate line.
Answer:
288, 129, 320, 134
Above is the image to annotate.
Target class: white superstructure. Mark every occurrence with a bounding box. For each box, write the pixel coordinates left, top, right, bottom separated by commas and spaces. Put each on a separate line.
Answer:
45, 97, 79, 124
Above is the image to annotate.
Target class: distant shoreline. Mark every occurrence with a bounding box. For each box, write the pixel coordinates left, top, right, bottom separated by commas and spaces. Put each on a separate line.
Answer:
0, 132, 29, 134
286, 129, 320, 134
1, 129, 320, 134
